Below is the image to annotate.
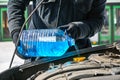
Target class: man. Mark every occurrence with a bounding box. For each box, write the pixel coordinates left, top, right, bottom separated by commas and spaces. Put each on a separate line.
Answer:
7, 0, 106, 59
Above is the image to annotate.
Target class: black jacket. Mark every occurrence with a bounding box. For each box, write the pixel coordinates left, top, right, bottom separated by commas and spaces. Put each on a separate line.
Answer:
7, 0, 106, 49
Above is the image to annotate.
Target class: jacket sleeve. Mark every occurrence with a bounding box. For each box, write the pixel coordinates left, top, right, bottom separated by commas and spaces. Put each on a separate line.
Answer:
73, 0, 106, 39
7, 0, 30, 37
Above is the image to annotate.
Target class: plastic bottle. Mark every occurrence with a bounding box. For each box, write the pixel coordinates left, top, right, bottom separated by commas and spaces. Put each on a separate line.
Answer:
17, 29, 75, 57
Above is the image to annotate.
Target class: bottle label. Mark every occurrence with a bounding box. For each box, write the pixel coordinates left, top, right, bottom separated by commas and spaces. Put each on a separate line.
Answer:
38, 36, 57, 42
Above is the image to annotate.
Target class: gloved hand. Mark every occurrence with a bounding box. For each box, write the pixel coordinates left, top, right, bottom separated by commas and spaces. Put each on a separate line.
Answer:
12, 32, 19, 45
58, 22, 81, 40
12, 31, 30, 59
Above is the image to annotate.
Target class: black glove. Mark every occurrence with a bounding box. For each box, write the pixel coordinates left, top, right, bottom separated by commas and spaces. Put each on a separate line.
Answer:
12, 32, 19, 45
12, 31, 30, 59
58, 22, 81, 40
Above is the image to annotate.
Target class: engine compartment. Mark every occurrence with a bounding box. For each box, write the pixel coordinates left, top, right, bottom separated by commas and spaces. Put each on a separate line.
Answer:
33, 52, 120, 80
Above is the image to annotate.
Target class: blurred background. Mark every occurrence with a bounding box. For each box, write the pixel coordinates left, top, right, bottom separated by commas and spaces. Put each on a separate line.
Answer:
1, 0, 120, 73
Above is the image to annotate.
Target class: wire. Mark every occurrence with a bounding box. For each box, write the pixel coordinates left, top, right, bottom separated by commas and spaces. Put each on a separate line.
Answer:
9, 0, 44, 68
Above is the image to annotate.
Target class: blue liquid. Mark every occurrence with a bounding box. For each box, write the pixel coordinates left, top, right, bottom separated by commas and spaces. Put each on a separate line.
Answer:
17, 29, 75, 57
17, 40, 69, 57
